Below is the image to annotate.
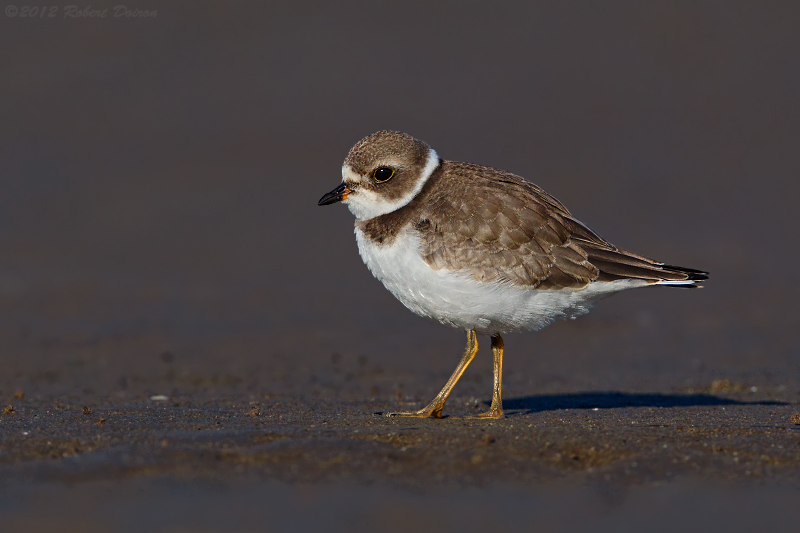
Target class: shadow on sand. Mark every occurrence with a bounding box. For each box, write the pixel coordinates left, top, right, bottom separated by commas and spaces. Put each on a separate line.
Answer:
502, 391, 787, 415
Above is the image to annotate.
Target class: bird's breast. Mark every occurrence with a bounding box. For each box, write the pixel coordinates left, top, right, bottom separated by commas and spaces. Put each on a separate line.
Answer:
354, 225, 636, 334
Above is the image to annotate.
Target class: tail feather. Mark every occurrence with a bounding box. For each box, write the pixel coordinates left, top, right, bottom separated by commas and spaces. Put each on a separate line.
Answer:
656, 264, 709, 288
582, 245, 708, 288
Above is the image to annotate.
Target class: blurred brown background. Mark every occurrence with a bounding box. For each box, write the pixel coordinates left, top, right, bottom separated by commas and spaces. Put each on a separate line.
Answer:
1, 1, 798, 401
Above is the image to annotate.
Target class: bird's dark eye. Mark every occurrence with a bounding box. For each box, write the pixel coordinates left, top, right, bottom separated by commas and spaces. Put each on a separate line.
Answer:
372, 167, 395, 183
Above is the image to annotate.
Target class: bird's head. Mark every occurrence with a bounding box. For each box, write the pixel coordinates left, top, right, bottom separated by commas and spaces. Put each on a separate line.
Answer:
318, 130, 440, 220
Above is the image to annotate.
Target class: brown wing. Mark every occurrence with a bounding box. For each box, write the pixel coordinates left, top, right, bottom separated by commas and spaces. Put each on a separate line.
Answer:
416, 161, 707, 289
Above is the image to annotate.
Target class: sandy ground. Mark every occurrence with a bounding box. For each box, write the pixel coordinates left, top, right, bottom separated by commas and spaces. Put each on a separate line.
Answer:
3, 391, 800, 487
1, 389, 800, 531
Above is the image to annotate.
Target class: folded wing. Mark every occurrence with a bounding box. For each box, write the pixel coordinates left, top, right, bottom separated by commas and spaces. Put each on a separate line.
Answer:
416, 162, 708, 289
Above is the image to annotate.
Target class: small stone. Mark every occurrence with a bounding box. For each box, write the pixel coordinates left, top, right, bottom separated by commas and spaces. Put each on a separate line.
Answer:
3, 405, 14, 415
13, 390, 24, 400
82, 406, 92, 415
246, 407, 261, 417
790, 413, 800, 425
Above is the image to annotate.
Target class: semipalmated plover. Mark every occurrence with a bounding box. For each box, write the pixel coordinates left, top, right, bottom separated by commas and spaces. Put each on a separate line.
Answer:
319, 131, 707, 419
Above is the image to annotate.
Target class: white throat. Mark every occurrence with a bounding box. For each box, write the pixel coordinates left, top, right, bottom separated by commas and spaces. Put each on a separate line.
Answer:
342, 149, 439, 220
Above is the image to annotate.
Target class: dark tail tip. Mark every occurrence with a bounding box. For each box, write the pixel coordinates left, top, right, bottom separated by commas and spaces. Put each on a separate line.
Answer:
662, 264, 709, 282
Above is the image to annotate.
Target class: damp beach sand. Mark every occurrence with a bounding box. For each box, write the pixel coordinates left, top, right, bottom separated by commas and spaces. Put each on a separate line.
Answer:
1, 385, 800, 531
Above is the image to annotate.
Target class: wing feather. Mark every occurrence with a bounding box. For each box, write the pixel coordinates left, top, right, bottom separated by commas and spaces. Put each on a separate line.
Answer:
414, 161, 707, 289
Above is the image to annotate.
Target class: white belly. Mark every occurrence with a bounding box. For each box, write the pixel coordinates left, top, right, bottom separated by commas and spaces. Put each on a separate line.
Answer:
355, 226, 646, 335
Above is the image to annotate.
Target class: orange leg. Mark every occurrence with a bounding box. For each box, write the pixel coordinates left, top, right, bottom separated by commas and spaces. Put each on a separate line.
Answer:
387, 330, 478, 418
466, 334, 504, 419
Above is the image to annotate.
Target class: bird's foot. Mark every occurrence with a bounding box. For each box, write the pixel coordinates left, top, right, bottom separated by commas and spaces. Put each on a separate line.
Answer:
385, 404, 444, 418
463, 407, 504, 420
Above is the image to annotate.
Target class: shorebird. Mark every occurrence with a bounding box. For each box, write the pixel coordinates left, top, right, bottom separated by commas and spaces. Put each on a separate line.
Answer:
318, 131, 707, 418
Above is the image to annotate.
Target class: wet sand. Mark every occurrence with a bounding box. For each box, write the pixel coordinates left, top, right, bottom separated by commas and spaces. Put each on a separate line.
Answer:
4, 478, 800, 533
2, 391, 799, 487
2, 1, 800, 530
2, 389, 800, 531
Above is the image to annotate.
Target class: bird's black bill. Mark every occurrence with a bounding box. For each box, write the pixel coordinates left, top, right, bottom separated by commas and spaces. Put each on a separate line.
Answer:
318, 183, 350, 206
